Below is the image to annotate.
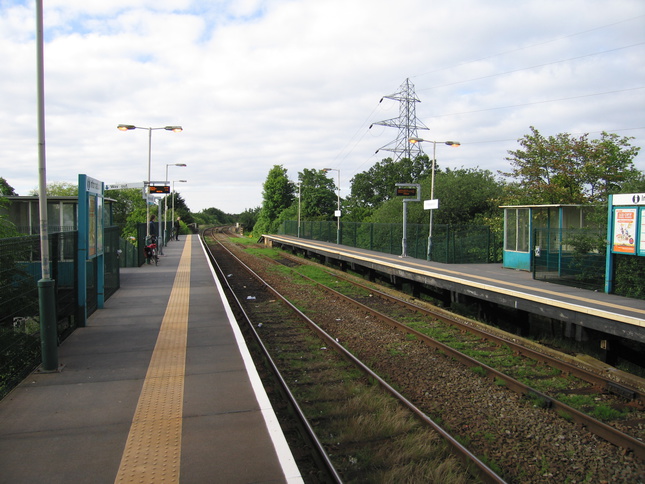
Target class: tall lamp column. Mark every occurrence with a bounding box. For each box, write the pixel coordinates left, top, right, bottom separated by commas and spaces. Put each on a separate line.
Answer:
164, 163, 187, 245
117, 124, 183, 239
297, 182, 301, 238
323, 168, 341, 244
408, 138, 460, 260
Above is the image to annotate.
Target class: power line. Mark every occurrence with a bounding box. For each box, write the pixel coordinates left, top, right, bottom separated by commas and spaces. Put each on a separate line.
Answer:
417, 42, 645, 93
411, 14, 645, 81
425, 86, 645, 119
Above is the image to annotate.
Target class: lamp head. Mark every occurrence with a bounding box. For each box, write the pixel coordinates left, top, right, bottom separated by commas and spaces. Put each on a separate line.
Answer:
165, 126, 183, 132
445, 141, 461, 147
117, 124, 136, 131
408, 137, 424, 144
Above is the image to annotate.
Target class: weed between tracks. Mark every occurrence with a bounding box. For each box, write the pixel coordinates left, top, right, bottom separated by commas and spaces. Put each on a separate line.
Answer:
225, 259, 479, 482
265, 327, 477, 482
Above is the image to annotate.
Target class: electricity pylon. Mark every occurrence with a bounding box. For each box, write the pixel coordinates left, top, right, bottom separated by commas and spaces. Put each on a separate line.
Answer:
370, 78, 429, 160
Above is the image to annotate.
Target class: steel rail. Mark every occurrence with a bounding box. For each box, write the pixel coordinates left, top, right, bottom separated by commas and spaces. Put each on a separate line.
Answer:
206, 230, 508, 484
288, 265, 645, 461
201, 230, 343, 484
326, 269, 643, 403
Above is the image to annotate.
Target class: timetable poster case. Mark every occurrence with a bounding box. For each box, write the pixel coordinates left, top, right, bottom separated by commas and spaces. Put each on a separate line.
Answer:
612, 208, 637, 254
610, 193, 645, 256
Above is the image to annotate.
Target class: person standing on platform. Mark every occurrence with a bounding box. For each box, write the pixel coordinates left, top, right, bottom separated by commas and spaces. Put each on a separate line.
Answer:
174, 217, 181, 241
149, 214, 157, 238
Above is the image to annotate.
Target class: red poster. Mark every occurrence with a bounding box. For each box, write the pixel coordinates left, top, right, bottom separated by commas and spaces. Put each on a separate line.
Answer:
612, 208, 636, 254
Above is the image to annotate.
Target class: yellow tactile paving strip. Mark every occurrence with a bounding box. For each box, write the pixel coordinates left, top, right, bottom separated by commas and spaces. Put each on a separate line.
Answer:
115, 241, 192, 484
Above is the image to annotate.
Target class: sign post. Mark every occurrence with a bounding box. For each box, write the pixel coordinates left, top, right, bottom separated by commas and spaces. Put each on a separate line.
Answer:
395, 183, 420, 257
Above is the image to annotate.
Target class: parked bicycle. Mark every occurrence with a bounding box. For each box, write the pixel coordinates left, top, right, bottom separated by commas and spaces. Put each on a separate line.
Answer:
144, 235, 159, 265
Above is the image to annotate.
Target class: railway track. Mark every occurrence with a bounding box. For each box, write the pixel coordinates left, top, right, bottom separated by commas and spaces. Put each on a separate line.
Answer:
274, 253, 645, 454
203, 228, 501, 483
203, 228, 645, 482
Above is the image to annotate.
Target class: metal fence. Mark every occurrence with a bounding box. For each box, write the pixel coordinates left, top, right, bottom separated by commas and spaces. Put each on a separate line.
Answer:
532, 227, 606, 292
0, 229, 121, 399
115, 221, 174, 268
280, 220, 501, 263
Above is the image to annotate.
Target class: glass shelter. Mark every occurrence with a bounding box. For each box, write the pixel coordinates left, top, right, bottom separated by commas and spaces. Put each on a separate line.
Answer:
501, 204, 590, 271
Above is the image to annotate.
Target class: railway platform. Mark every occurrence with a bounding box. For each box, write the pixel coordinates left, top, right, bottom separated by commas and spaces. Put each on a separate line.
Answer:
0, 235, 302, 484
262, 234, 645, 345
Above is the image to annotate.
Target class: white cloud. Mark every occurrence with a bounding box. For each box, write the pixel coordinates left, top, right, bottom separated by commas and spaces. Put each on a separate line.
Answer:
1, 0, 643, 212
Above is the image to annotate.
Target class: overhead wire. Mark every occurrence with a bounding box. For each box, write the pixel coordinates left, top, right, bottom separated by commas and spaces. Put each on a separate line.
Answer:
425, 86, 645, 119
410, 14, 644, 81
416, 42, 644, 93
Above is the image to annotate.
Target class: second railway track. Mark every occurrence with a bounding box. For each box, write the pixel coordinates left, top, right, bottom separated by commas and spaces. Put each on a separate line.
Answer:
203, 228, 645, 483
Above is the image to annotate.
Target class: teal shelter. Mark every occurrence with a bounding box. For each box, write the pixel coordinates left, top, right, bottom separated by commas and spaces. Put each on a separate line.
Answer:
501, 204, 590, 271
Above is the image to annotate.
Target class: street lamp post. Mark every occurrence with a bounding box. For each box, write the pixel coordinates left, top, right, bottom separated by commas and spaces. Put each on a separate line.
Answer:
36, 0, 58, 371
323, 168, 341, 244
164, 163, 187, 246
117, 124, 182, 239
172, 180, 187, 233
297, 182, 301, 238
408, 138, 460, 261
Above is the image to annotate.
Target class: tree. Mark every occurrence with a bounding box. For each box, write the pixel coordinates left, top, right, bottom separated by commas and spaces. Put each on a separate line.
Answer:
0, 178, 19, 237
299, 168, 337, 220
104, 188, 147, 240
370, 166, 504, 226
193, 207, 235, 227
345, 155, 432, 220
579, 132, 642, 203
167, 192, 194, 227
0, 177, 17, 196
431, 168, 504, 225
253, 165, 295, 236
502, 127, 641, 205
28, 181, 78, 196
238, 206, 260, 232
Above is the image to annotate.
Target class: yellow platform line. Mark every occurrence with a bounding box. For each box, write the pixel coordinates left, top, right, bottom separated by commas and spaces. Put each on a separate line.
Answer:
115, 240, 192, 484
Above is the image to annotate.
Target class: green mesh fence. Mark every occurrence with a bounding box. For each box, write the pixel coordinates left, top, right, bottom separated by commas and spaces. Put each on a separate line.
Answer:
280, 220, 501, 263
532, 227, 606, 292
0, 228, 122, 399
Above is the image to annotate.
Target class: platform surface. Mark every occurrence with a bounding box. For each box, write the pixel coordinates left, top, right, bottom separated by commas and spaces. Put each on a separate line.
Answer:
0, 235, 302, 484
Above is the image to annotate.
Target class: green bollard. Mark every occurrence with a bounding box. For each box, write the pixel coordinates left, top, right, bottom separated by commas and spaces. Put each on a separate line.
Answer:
38, 278, 58, 372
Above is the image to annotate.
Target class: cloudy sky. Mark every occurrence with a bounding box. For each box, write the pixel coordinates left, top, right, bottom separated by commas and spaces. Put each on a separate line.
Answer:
1, 0, 643, 214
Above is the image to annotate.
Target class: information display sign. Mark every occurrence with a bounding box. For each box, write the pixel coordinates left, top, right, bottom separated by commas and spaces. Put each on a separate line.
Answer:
149, 185, 170, 194
396, 187, 417, 197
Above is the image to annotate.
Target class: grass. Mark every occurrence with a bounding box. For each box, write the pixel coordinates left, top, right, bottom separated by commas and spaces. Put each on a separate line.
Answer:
590, 405, 626, 421
470, 366, 487, 377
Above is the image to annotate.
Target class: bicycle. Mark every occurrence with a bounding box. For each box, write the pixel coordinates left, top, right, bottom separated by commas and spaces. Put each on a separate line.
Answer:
144, 235, 159, 265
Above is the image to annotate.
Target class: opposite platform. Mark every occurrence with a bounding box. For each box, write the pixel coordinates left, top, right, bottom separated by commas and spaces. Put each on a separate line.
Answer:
0, 235, 302, 484
263, 234, 645, 343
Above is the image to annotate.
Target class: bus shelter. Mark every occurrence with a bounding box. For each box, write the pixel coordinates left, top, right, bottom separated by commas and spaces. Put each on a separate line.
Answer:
501, 204, 590, 271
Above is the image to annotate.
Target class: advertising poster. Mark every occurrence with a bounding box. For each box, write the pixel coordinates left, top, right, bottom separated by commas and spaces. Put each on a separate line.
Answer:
612, 208, 636, 254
